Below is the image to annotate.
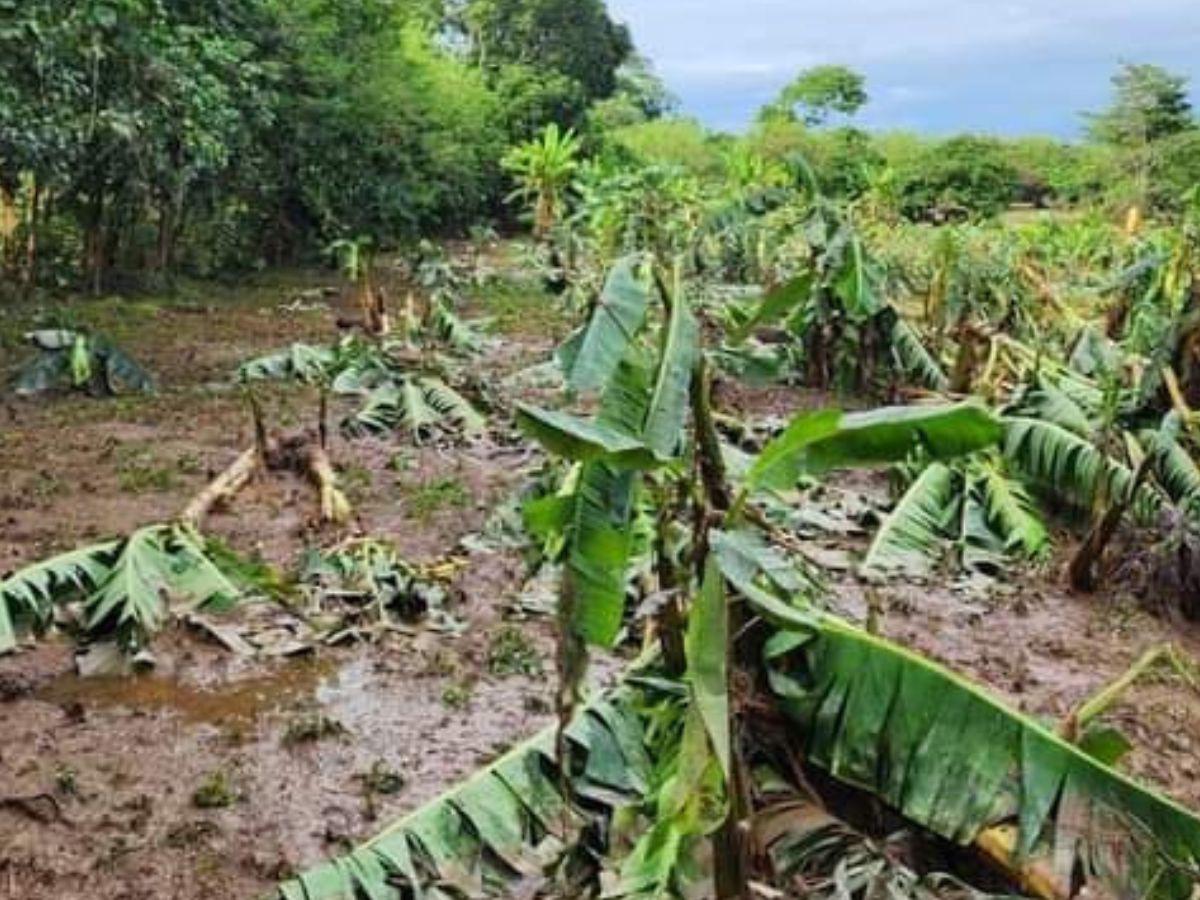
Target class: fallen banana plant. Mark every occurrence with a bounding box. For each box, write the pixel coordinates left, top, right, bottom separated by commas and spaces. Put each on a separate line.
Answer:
0, 524, 243, 655
299, 538, 465, 635
754, 795, 1007, 900
276, 690, 655, 899
11, 329, 154, 396
764, 613, 1200, 899
239, 337, 484, 443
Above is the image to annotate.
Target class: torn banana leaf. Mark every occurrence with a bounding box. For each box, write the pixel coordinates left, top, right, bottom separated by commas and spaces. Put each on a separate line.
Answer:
767, 615, 1200, 899
276, 696, 653, 899
0, 524, 243, 654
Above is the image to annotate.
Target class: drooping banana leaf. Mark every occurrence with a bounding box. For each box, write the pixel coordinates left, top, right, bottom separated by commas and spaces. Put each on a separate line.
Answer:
558, 359, 656, 647
685, 556, 729, 778
1016, 377, 1095, 438
276, 694, 654, 900
0, 525, 242, 654
1003, 416, 1161, 522
420, 378, 485, 434
746, 402, 1002, 495
1144, 413, 1200, 511
347, 377, 482, 440
767, 615, 1200, 899
83, 525, 241, 642
863, 457, 1050, 578
93, 336, 155, 394
239, 343, 337, 384
567, 256, 652, 394
862, 462, 958, 576
834, 233, 880, 317
732, 271, 814, 342
515, 404, 660, 470
642, 292, 698, 459
11, 346, 71, 395
429, 302, 485, 355
890, 318, 950, 392
974, 459, 1049, 558
0, 541, 119, 653
12, 330, 153, 396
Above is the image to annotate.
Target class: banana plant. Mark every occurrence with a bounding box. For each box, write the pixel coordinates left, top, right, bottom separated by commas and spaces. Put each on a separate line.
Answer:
0, 524, 242, 655
514, 253, 1008, 894
730, 200, 949, 394
11, 329, 154, 397
502, 123, 581, 239
239, 337, 483, 444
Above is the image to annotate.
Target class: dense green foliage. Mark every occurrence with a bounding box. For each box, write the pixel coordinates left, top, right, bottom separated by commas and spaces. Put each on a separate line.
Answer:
0, 0, 637, 291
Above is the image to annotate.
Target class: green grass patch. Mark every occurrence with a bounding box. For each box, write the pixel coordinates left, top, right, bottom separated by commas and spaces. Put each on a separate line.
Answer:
400, 475, 470, 522
474, 277, 567, 339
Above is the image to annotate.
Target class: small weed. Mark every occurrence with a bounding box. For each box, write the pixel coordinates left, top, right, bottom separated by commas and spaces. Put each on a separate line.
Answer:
54, 765, 79, 797
402, 476, 470, 522
387, 452, 415, 473
361, 761, 405, 796
165, 820, 221, 848
24, 471, 64, 501
282, 711, 346, 745
192, 770, 238, 809
441, 681, 473, 709
176, 452, 203, 476
115, 445, 179, 494
487, 626, 543, 677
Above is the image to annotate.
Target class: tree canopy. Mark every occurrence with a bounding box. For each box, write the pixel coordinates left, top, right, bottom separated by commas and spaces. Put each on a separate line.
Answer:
1086, 62, 1194, 148
765, 65, 869, 126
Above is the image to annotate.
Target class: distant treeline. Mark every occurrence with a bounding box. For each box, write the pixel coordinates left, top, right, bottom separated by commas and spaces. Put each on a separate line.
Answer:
2, 0, 1197, 295
602, 62, 1200, 224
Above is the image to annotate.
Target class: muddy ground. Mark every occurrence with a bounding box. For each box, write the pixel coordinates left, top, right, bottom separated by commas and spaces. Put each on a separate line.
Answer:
1, 261, 1199, 898
0, 262, 583, 899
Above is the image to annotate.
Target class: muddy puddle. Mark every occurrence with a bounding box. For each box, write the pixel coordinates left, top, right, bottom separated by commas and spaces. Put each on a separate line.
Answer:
34, 656, 341, 727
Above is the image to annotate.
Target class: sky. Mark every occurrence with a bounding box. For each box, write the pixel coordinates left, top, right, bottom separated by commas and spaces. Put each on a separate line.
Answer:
605, 0, 1200, 138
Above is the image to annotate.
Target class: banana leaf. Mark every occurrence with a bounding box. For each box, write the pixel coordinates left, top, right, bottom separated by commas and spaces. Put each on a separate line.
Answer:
642, 292, 698, 459
0, 524, 242, 653
767, 615, 1200, 899
276, 696, 653, 899
747, 402, 1002, 494
567, 256, 652, 395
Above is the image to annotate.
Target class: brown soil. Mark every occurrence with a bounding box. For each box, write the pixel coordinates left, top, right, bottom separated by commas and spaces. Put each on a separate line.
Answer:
0, 268, 574, 898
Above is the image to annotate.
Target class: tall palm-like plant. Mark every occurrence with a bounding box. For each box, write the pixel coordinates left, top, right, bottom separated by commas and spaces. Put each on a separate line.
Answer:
502, 124, 581, 239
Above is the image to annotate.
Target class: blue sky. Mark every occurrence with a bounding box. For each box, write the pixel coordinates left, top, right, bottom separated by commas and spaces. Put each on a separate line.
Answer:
605, 0, 1200, 138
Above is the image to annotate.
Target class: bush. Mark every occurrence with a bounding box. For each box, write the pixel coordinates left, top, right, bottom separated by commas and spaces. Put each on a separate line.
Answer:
896, 135, 1019, 221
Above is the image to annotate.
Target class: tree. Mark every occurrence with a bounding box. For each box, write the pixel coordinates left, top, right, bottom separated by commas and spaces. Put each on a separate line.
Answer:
765, 64, 868, 126
454, 0, 633, 103
1087, 62, 1194, 148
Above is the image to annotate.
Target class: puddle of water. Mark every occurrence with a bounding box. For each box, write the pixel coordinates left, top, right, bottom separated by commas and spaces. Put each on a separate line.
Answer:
35, 656, 342, 726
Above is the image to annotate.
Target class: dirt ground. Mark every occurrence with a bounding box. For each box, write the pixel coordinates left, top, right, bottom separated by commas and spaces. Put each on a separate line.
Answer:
0, 266, 583, 899
1, 267, 1199, 898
